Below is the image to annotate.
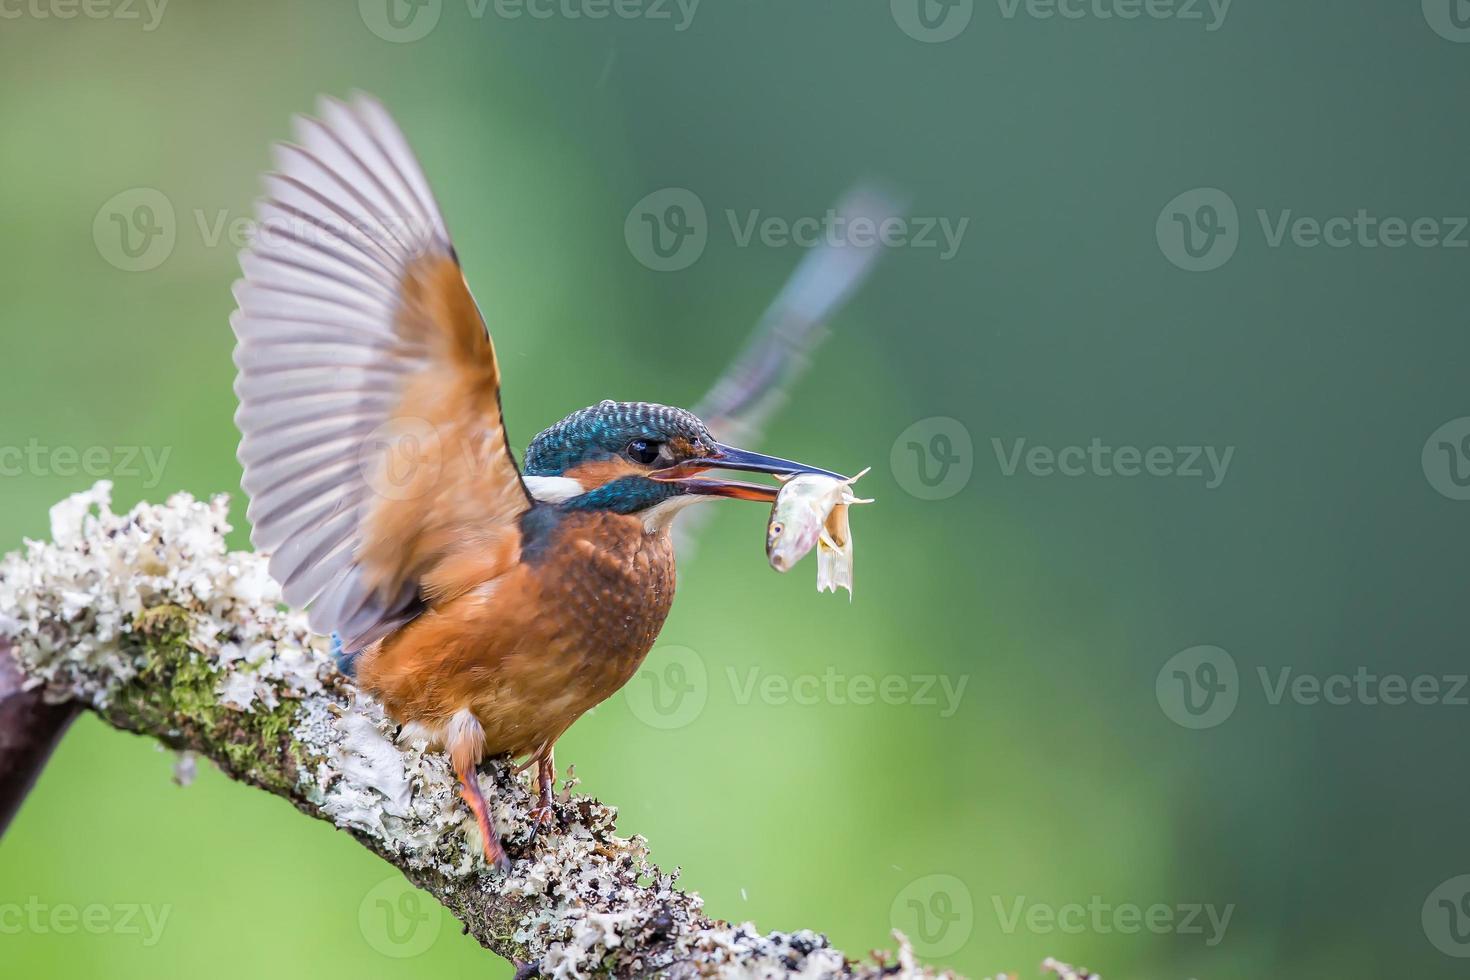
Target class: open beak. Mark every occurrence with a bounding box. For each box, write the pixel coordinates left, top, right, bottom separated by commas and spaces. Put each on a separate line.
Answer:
650, 443, 847, 502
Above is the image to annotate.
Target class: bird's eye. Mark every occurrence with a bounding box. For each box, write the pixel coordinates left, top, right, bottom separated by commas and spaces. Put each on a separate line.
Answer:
627, 439, 663, 465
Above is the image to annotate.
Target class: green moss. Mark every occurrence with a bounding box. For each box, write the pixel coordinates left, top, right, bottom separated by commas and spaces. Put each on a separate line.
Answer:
104, 603, 312, 798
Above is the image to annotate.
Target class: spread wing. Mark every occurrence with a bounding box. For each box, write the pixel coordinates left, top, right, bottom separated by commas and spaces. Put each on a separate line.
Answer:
676, 182, 907, 558
231, 93, 531, 651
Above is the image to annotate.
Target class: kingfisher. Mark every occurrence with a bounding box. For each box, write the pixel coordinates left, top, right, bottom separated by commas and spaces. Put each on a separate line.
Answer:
229, 94, 849, 870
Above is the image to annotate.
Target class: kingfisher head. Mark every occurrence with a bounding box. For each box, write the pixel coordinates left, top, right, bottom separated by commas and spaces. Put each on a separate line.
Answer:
523, 400, 842, 529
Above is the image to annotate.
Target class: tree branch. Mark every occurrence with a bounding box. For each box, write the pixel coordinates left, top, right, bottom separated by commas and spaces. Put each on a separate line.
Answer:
0, 635, 78, 833
0, 484, 1084, 979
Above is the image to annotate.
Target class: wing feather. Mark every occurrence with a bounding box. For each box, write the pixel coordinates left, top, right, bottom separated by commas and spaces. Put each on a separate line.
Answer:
232, 93, 529, 651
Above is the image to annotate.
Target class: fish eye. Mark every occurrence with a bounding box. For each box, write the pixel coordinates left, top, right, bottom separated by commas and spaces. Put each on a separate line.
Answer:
627, 439, 663, 465
770, 522, 784, 535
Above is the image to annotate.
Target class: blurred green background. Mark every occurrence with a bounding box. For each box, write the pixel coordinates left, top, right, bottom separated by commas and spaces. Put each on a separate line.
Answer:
4, 2, 1470, 977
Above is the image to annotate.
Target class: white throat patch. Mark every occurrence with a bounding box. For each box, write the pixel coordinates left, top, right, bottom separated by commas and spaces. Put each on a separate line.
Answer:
640, 493, 711, 533
523, 475, 585, 503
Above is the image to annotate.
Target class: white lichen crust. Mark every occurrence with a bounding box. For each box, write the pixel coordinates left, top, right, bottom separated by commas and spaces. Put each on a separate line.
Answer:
1, 484, 965, 978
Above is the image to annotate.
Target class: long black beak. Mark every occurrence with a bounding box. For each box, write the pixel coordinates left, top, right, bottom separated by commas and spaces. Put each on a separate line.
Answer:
650, 443, 846, 502
702, 444, 846, 480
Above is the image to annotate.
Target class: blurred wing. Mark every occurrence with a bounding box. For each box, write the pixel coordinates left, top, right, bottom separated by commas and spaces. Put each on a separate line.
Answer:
232, 93, 530, 651
677, 182, 907, 558
693, 183, 908, 444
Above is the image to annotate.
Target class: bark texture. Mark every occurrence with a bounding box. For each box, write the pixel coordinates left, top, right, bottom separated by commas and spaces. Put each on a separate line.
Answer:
0, 636, 78, 834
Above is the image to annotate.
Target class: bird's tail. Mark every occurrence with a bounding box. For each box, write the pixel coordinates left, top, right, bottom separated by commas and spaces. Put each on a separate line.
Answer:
330, 632, 359, 678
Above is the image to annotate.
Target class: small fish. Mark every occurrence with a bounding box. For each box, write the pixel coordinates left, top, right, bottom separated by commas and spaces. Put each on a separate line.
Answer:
766, 468, 873, 597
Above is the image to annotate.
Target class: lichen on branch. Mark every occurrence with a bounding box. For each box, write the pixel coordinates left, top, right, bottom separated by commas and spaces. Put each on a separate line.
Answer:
0, 483, 968, 979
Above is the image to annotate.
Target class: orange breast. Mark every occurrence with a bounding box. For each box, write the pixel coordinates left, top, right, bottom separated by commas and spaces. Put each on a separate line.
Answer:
354, 507, 677, 758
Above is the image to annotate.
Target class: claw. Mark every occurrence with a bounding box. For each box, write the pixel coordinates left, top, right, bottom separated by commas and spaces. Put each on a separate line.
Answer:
526, 749, 557, 845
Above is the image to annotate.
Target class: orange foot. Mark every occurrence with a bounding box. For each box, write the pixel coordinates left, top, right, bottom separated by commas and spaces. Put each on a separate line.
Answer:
456, 762, 511, 873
